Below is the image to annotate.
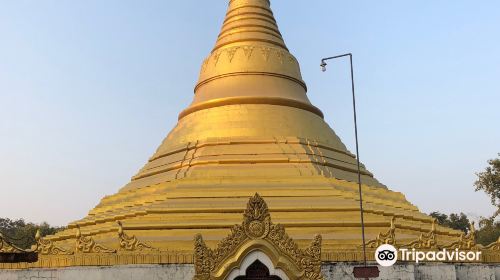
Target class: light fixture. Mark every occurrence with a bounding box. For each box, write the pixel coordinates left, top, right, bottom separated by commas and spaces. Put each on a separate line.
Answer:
320, 60, 327, 72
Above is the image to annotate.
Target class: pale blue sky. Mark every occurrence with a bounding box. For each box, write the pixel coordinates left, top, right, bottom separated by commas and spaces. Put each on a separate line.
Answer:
0, 1, 498, 226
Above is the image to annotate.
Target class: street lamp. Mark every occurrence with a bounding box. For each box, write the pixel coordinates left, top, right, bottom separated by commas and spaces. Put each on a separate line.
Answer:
321, 53, 379, 279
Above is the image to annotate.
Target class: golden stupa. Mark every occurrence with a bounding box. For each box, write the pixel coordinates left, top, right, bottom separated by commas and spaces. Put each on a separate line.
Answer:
3, 0, 497, 272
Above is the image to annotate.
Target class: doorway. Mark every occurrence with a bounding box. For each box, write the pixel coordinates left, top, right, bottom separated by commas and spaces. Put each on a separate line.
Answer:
234, 260, 282, 280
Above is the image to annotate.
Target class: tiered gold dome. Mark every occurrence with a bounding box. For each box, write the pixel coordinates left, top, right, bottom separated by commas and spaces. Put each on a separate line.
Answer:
122, 0, 383, 191
7, 0, 472, 268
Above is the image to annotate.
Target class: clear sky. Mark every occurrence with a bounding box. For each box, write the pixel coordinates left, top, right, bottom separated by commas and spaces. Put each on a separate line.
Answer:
0, 0, 498, 226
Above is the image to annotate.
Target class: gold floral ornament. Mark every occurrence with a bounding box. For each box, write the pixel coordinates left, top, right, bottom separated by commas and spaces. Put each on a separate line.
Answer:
442, 223, 478, 250
75, 226, 116, 253
34, 229, 73, 255
193, 193, 324, 280
244, 194, 271, 239
366, 217, 397, 248
403, 219, 438, 249
0, 231, 28, 253
117, 221, 156, 251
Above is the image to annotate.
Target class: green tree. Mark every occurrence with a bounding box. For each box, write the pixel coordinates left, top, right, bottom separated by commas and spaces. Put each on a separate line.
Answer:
448, 213, 471, 234
475, 154, 500, 218
429, 211, 448, 226
429, 212, 471, 234
476, 217, 500, 246
0, 218, 64, 249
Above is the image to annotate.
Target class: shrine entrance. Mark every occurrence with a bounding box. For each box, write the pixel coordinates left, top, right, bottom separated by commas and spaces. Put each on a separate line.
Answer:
193, 194, 324, 280
234, 260, 282, 280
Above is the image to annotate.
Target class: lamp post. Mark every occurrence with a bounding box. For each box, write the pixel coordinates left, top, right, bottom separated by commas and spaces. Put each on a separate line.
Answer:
321, 54, 379, 279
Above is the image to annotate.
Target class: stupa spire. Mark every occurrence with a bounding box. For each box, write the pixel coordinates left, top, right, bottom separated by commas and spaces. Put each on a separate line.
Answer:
213, 0, 288, 52
179, 0, 323, 120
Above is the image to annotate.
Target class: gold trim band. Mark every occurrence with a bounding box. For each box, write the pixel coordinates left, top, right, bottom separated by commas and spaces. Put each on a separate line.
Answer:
178, 96, 324, 120
195, 72, 307, 92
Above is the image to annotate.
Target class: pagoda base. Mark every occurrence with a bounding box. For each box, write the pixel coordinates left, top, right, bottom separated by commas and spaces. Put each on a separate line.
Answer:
0, 263, 498, 280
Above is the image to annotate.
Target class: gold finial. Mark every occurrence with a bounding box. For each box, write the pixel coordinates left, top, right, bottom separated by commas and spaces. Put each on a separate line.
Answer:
75, 225, 81, 239
117, 221, 124, 236
35, 229, 41, 242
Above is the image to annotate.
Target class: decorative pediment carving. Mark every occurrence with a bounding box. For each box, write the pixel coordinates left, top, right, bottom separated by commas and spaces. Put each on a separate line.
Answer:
35, 229, 73, 255
117, 221, 156, 251
484, 236, 500, 251
366, 217, 396, 248
403, 219, 438, 249
75, 226, 116, 253
442, 223, 478, 250
193, 193, 324, 280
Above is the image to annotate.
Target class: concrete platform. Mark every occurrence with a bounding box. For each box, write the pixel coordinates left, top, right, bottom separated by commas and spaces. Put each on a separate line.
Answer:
0, 263, 498, 280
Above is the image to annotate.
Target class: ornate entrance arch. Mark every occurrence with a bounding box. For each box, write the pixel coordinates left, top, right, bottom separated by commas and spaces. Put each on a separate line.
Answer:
193, 194, 324, 280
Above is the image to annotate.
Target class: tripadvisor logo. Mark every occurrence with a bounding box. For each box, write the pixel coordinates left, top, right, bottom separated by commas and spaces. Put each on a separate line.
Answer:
375, 244, 398, 267
375, 245, 482, 266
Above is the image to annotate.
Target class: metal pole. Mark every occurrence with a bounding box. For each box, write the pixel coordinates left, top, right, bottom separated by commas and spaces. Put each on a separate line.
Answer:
321, 53, 367, 267
348, 54, 368, 267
